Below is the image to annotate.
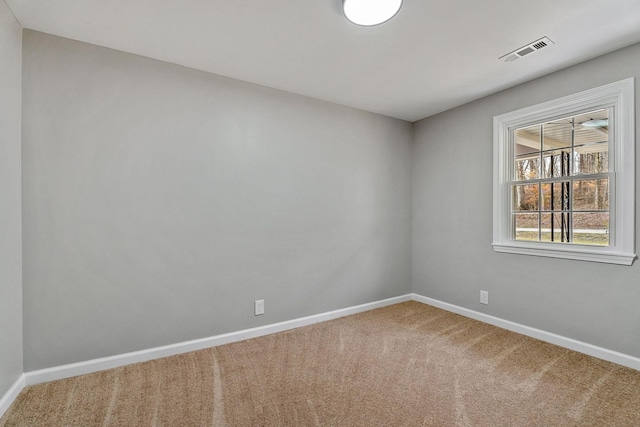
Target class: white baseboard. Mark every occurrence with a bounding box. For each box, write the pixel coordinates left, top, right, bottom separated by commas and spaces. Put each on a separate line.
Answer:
0, 374, 25, 419
411, 293, 640, 372
24, 294, 412, 386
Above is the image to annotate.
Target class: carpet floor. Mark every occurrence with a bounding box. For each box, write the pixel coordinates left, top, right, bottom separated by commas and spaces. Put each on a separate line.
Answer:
2, 301, 640, 426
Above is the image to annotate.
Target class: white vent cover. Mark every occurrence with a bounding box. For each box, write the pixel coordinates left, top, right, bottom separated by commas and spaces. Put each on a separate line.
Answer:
499, 37, 554, 62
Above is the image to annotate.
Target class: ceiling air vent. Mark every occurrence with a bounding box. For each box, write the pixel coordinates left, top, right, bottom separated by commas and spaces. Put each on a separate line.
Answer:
499, 37, 554, 63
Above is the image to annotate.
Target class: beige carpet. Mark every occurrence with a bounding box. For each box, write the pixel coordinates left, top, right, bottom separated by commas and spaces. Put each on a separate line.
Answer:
2, 301, 640, 426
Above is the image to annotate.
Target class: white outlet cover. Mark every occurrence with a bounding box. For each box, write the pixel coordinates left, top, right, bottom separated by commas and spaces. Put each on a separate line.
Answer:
254, 300, 265, 316
480, 291, 489, 305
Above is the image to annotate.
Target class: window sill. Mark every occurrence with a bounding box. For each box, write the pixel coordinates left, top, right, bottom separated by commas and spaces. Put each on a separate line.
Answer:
492, 242, 636, 265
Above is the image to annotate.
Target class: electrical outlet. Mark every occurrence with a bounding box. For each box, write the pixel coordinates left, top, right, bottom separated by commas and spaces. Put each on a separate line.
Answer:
480, 290, 489, 305
254, 299, 264, 316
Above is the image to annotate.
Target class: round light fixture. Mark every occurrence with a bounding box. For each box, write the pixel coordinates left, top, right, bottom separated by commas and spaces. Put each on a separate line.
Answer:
343, 0, 403, 26
581, 118, 609, 128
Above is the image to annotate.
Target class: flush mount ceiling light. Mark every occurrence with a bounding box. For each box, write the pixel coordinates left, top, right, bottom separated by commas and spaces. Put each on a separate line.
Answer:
343, 0, 403, 26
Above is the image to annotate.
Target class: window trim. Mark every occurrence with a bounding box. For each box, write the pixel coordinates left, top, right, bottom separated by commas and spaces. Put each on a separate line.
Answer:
493, 78, 635, 265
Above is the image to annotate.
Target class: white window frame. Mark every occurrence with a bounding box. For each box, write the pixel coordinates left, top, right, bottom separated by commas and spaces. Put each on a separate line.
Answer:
493, 78, 635, 265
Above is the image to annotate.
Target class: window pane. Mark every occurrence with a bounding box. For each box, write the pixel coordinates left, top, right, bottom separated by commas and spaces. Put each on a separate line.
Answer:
573, 212, 609, 246
513, 184, 539, 211
540, 213, 565, 242
573, 179, 609, 211
515, 156, 540, 181
543, 119, 572, 151
574, 109, 608, 146
542, 150, 571, 178
574, 143, 608, 175
514, 213, 539, 241
541, 182, 569, 211
515, 125, 540, 155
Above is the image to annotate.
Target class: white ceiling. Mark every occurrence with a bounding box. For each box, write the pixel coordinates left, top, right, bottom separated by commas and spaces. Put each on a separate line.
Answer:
6, 0, 640, 122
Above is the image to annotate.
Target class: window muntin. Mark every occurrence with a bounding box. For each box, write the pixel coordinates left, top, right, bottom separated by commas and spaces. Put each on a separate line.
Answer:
511, 109, 610, 246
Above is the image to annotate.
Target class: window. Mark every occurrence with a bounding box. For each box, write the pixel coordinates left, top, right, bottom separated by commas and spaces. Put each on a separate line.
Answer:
493, 79, 635, 265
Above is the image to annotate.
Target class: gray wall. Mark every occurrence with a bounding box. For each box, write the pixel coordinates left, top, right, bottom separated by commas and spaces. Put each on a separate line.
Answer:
413, 42, 640, 358
0, 1, 23, 397
22, 31, 413, 370
20, 27, 640, 374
